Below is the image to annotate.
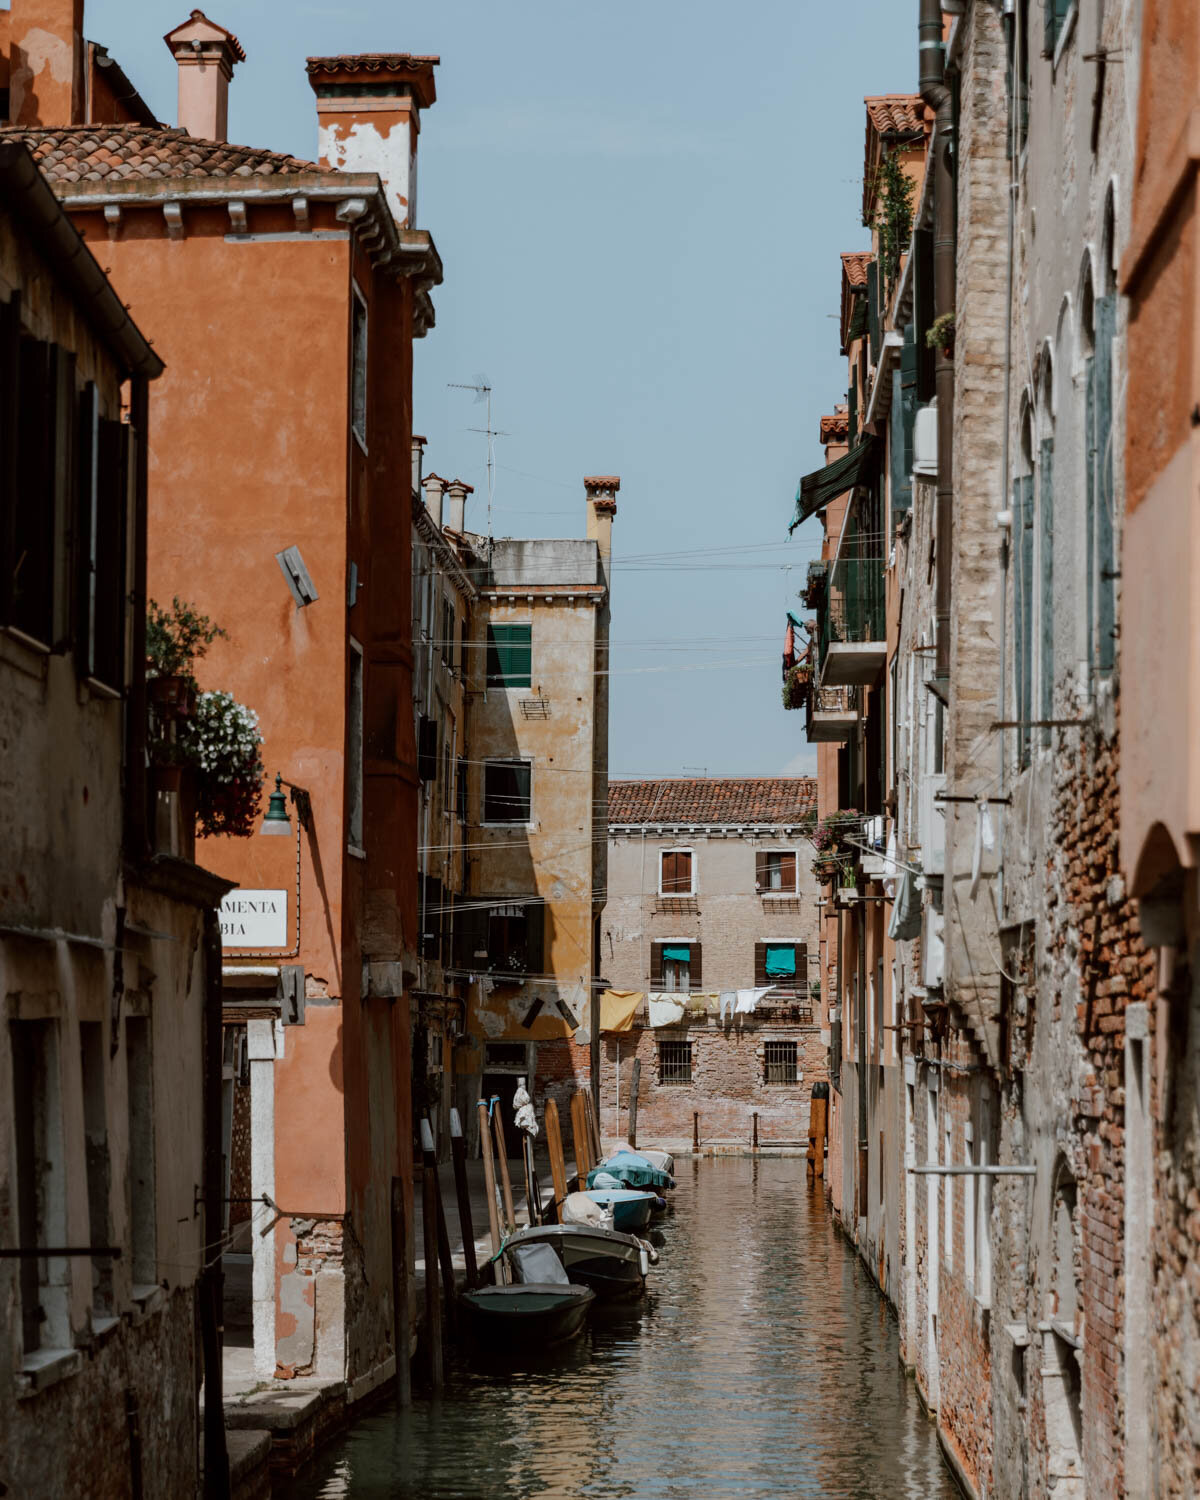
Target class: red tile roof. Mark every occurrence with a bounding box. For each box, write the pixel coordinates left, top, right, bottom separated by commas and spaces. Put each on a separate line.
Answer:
820, 407, 849, 444
840, 251, 873, 288
306, 55, 438, 108
0, 125, 317, 183
864, 95, 927, 137
608, 779, 818, 827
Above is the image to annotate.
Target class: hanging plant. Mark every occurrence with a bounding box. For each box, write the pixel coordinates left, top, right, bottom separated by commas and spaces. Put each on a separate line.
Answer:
179, 691, 265, 838
926, 312, 956, 357
782, 661, 812, 710
871, 150, 916, 304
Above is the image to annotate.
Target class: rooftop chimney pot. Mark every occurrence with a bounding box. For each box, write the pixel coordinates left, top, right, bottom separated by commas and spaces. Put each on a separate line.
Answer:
164, 8, 246, 143
444, 479, 472, 534
423, 473, 446, 529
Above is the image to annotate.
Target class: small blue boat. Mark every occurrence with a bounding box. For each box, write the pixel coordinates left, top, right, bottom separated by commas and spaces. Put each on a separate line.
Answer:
587, 1151, 675, 1193
584, 1188, 656, 1232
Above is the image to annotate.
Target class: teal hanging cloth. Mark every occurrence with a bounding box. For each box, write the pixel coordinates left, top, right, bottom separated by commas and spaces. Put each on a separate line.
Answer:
765, 945, 796, 978
662, 945, 690, 962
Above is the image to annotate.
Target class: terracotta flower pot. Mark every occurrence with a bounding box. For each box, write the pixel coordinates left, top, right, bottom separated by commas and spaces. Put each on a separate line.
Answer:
148, 674, 197, 720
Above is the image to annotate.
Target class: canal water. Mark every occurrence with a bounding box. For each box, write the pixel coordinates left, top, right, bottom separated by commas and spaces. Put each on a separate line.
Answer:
280, 1157, 959, 1499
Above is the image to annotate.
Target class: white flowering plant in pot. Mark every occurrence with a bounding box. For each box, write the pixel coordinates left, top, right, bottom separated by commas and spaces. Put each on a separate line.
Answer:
179, 690, 265, 838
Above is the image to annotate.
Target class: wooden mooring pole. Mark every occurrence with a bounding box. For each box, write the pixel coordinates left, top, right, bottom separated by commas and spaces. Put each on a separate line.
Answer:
477, 1099, 506, 1284
693, 1112, 700, 1152
752, 1112, 759, 1152
419, 1119, 443, 1391
449, 1109, 478, 1289
627, 1058, 641, 1149
390, 1175, 411, 1407
570, 1091, 592, 1182
491, 1100, 516, 1232
544, 1098, 569, 1217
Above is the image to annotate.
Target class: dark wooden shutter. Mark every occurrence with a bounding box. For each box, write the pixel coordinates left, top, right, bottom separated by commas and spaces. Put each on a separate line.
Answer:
92, 416, 128, 688
912, 228, 935, 402
0, 293, 20, 625
690, 943, 701, 990
454, 903, 488, 969
795, 944, 808, 994
755, 852, 768, 890
74, 383, 98, 676
650, 942, 663, 988
417, 716, 437, 781
866, 261, 880, 364
525, 899, 545, 974
456, 757, 468, 821
755, 942, 767, 987
780, 851, 797, 891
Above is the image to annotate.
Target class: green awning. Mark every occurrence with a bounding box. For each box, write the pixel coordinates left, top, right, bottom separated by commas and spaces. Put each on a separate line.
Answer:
765, 944, 796, 978
662, 945, 691, 962
790, 437, 879, 532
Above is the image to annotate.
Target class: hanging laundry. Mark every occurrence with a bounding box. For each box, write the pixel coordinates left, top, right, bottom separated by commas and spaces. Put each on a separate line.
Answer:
734, 987, 773, 1015
882, 827, 899, 899
648, 994, 687, 1028
598, 989, 643, 1034
783, 617, 796, 672
968, 801, 996, 901
719, 991, 737, 1023
888, 870, 922, 941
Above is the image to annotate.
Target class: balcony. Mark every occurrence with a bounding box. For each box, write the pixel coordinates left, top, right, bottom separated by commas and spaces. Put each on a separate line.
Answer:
818, 534, 885, 687
807, 684, 858, 743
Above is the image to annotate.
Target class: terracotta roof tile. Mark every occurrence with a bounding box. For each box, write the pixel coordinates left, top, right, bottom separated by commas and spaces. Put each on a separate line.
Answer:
840, 251, 873, 288
0, 125, 317, 184
820, 408, 849, 443
864, 95, 927, 137
306, 53, 440, 72
608, 778, 818, 827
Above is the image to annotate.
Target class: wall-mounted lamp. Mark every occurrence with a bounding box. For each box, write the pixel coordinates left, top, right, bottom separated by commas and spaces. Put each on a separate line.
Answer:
260, 772, 313, 836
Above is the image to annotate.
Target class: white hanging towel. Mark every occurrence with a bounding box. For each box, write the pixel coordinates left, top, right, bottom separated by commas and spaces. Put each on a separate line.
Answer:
647, 993, 687, 1028
734, 986, 773, 1015
882, 828, 899, 899
968, 801, 996, 902
718, 991, 737, 1023
512, 1077, 539, 1137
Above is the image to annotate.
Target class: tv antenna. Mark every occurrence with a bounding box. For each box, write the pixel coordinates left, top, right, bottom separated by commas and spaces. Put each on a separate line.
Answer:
448, 374, 508, 538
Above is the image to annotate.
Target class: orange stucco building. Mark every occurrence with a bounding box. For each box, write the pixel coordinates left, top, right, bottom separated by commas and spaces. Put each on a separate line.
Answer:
2, 0, 440, 1395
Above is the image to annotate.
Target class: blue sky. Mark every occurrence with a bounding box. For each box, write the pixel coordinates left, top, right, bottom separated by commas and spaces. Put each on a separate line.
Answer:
90, 0, 915, 778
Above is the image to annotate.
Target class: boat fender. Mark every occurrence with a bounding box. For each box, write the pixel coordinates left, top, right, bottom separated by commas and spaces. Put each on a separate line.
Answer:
640, 1247, 649, 1278
634, 1236, 659, 1266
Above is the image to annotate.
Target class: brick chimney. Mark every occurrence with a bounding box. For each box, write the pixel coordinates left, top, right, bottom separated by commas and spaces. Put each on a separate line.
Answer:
305, 53, 438, 230
163, 9, 245, 143
411, 435, 426, 499
7, 0, 84, 126
584, 476, 619, 562
422, 473, 446, 529
445, 480, 472, 534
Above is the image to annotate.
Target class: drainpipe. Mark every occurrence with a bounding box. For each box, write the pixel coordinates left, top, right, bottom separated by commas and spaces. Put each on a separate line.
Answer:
997, 0, 1017, 916
920, 0, 955, 685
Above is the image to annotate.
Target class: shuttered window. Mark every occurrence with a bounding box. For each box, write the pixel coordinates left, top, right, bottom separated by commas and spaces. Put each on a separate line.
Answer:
483, 760, 531, 823
660, 849, 694, 895
755, 942, 808, 991
91, 415, 128, 690
912, 229, 936, 403
891, 325, 918, 514
1015, 474, 1035, 767
756, 850, 797, 893
486, 623, 532, 688
651, 941, 700, 992
456, 757, 468, 822
1039, 438, 1055, 744
1043, 0, 1072, 57
866, 261, 880, 365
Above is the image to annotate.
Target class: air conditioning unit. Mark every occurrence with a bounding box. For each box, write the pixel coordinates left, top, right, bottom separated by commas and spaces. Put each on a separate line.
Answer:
913, 399, 938, 477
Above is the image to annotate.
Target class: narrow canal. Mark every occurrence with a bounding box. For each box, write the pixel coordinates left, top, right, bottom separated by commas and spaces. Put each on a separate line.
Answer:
281, 1158, 959, 1499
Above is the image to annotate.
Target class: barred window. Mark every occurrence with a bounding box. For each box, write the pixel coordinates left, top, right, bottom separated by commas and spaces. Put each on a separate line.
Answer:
764, 1040, 798, 1084
658, 1039, 692, 1085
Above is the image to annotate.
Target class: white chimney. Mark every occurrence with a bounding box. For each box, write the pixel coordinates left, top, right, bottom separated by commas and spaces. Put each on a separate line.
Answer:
163, 9, 245, 143
422, 473, 446, 529
412, 435, 426, 499
445, 480, 472, 534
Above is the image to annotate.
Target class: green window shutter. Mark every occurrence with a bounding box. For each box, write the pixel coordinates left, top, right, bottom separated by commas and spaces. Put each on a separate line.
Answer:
1044, 0, 1071, 57
1039, 438, 1055, 744
912, 229, 936, 403
891, 325, 918, 514
1095, 294, 1116, 673
867, 262, 880, 365
848, 381, 858, 447
485, 623, 532, 688
92, 415, 128, 690
1017, 474, 1035, 766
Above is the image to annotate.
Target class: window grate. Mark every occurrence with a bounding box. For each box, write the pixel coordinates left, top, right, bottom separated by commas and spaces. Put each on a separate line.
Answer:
764, 1040, 798, 1085
658, 1039, 692, 1085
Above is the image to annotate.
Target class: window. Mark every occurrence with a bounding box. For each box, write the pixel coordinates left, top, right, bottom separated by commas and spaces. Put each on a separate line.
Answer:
442, 741, 453, 813
1043, 0, 1072, 57
351, 288, 368, 447
417, 715, 437, 783
755, 942, 807, 992
483, 760, 531, 823
456, 756, 468, 822
487, 899, 544, 976
660, 849, 694, 895
756, 850, 796, 893
11, 1019, 68, 1353
651, 941, 699, 993
126, 1017, 156, 1289
658, 1039, 692, 1085
80, 1021, 113, 1317
75, 393, 129, 690
763, 1040, 798, 1084
486, 623, 532, 688
348, 640, 364, 849
441, 594, 455, 670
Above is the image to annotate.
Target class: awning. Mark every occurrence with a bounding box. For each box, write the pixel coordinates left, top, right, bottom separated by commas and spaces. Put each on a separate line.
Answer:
662, 945, 691, 962
790, 436, 880, 532
765, 944, 797, 978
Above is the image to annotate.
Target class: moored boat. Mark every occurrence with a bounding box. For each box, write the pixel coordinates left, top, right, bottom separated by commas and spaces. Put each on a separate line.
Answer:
461, 1283, 596, 1346
583, 1187, 656, 1232
506, 1221, 653, 1299
587, 1150, 675, 1192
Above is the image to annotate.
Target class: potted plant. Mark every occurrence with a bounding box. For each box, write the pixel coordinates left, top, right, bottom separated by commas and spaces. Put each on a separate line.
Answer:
146, 597, 227, 720
839, 865, 860, 903
181, 691, 265, 838
926, 312, 956, 360
782, 660, 812, 711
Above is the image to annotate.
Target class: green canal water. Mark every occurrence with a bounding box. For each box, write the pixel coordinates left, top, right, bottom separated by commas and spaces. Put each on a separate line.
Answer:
279, 1157, 959, 1499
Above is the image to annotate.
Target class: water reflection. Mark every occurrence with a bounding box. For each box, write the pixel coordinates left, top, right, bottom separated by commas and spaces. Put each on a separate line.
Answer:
280, 1158, 957, 1500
